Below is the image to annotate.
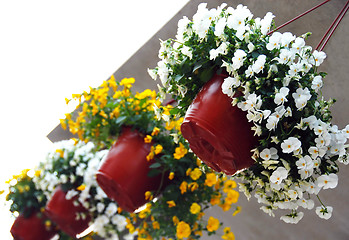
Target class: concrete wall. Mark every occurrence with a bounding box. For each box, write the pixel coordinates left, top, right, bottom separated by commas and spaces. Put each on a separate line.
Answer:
48, 0, 349, 239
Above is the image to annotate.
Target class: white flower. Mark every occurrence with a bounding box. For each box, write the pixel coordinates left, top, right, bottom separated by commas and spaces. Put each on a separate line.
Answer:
281, 32, 295, 48
245, 65, 254, 77
277, 49, 294, 64
94, 215, 110, 233
309, 50, 326, 66
157, 61, 170, 87
260, 12, 275, 35
281, 137, 302, 154
111, 215, 127, 232
316, 173, 338, 189
252, 55, 266, 73
311, 75, 323, 92
270, 166, 288, 185
292, 87, 311, 110
65, 189, 78, 200
280, 212, 304, 224
97, 202, 105, 213
176, 16, 191, 41
274, 87, 289, 105
153, 103, 161, 120
260, 147, 279, 160
105, 203, 118, 217
308, 146, 326, 158
306, 182, 321, 195
247, 42, 255, 52
266, 115, 278, 131
343, 124, 349, 138
192, 3, 216, 39
222, 77, 239, 97
266, 32, 282, 50
296, 155, 314, 170
147, 68, 157, 80
291, 37, 305, 52
297, 198, 314, 210
232, 49, 247, 70
214, 17, 227, 37
180, 46, 193, 59
315, 206, 333, 220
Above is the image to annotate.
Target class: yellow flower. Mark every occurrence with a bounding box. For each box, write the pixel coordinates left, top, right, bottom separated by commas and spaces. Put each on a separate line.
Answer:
146, 147, 155, 161
99, 110, 108, 119
233, 206, 241, 216
152, 221, 160, 229
60, 118, 67, 130
190, 168, 202, 181
179, 181, 188, 194
172, 216, 179, 225
206, 216, 220, 232
225, 189, 239, 204
145, 191, 153, 201
110, 108, 120, 119
222, 227, 235, 240
55, 149, 64, 158
190, 203, 201, 214
108, 75, 118, 91
205, 173, 217, 187
120, 77, 135, 88
210, 193, 221, 205
219, 202, 231, 212
223, 180, 237, 192
173, 143, 188, 159
176, 221, 191, 239
168, 172, 175, 180
151, 127, 160, 136
167, 200, 176, 208
196, 158, 202, 166
188, 182, 199, 192
113, 91, 122, 99
144, 135, 152, 143
154, 144, 163, 155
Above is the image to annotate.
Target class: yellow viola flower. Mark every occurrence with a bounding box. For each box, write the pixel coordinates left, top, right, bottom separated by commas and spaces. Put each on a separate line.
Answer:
146, 148, 155, 161
190, 168, 202, 181
222, 227, 235, 240
219, 202, 231, 212
120, 77, 135, 88
223, 180, 237, 192
77, 184, 86, 191
154, 144, 163, 155
99, 110, 108, 119
167, 200, 176, 208
225, 189, 239, 204
107, 75, 118, 91
206, 216, 220, 232
110, 107, 120, 119
173, 143, 188, 159
113, 91, 122, 99
172, 216, 179, 225
176, 221, 191, 239
55, 149, 64, 158
179, 181, 188, 194
90, 100, 99, 116
60, 119, 67, 130
144, 135, 152, 143
168, 172, 175, 180
190, 203, 201, 215
186, 168, 192, 176
205, 173, 217, 187
145, 191, 153, 201
152, 221, 160, 229
151, 127, 160, 136
210, 193, 221, 206
188, 182, 199, 192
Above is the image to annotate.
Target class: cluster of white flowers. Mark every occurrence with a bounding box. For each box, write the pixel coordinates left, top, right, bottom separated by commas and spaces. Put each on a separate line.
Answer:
150, 3, 348, 223
34, 140, 133, 239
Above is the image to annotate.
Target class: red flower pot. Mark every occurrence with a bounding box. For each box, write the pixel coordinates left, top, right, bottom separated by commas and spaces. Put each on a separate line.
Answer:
45, 186, 91, 238
96, 127, 164, 212
181, 73, 258, 175
10, 210, 57, 240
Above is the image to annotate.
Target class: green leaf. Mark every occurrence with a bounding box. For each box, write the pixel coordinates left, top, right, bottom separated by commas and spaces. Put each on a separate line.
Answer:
149, 162, 161, 169
115, 116, 127, 125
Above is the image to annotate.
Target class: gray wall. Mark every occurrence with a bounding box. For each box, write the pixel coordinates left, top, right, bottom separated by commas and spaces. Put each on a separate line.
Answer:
48, 0, 349, 239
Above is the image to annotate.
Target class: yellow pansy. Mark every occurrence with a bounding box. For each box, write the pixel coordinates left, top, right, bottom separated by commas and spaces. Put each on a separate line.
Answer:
151, 127, 160, 136
154, 144, 163, 155
168, 172, 175, 180
190, 168, 202, 181
222, 227, 235, 240
145, 191, 153, 201
173, 143, 188, 159
188, 182, 199, 192
144, 135, 152, 143
167, 200, 176, 208
120, 77, 135, 88
176, 221, 191, 239
206, 216, 220, 232
225, 189, 239, 204
179, 181, 188, 194
190, 203, 201, 214
223, 180, 237, 192
152, 221, 160, 229
205, 173, 217, 187
233, 206, 241, 216
172, 216, 179, 225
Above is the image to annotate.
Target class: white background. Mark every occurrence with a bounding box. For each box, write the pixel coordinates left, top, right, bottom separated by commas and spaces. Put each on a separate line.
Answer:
0, 0, 189, 239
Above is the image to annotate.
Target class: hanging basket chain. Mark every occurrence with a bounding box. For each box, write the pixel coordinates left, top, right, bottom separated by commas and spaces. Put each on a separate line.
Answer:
316, 0, 349, 51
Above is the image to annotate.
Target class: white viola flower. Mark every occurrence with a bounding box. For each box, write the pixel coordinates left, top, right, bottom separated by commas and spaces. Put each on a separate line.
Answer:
192, 3, 213, 39
260, 147, 279, 160
232, 49, 247, 70
296, 155, 314, 170
226, 6, 249, 32
260, 206, 275, 217
303, 115, 318, 130
105, 203, 118, 217
222, 60, 234, 74
209, 48, 219, 60
297, 198, 314, 210
313, 158, 321, 169
153, 103, 161, 120
285, 106, 292, 117
61, 174, 68, 184
251, 124, 262, 136
209, 42, 228, 60
291, 37, 305, 53
311, 75, 323, 92
111, 215, 127, 232
316, 173, 338, 189
221, 76, 238, 97
176, 16, 190, 41
277, 49, 293, 64
287, 189, 300, 200
298, 167, 313, 179
309, 50, 326, 66
281, 137, 302, 154
288, 63, 302, 76
94, 215, 110, 232
270, 166, 288, 185
343, 124, 349, 138
274, 86, 289, 105
300, 60, 312, 73
266, 115, 278, 131
65, 189, 78, 200
157, 61, 170, 87
266, 32, 282, 50
252, 55, 267, 74
306, 181, 321, 194
330, 144, 346, 156
315, 206, 333, 220
280, 212, 304, 224
281, 32, 296, 48
245, 65, 254, 77
292, 87, 311, 110
97, 202, 105, 213
76, 163, 86, 176
308, 146, 326, 158
214, 17, 227, 37
263, 109, 271, 119
147, 69, 157, 81
246, 93, 262, 110
260, 12, 275, 35
180, 46, 193, 59
247, 42, 255, 53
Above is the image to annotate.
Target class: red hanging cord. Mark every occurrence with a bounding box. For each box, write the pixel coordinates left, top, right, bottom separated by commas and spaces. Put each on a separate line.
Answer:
316, 0, 349, 51
267, 0, 332, 35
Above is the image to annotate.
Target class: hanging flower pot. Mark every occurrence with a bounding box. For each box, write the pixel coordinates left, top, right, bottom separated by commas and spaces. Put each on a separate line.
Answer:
45, 186, 91, 238
10, 210, 57, 240
96, 127, 164, 212
181, 73, 258, 175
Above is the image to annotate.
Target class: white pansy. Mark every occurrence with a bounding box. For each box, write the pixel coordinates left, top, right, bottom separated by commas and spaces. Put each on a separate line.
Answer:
292, 87, 311, 110
306, 182, 321, 195
247, 42, 255, 52
308, 146, 326, 158
311, 75, 323, 92
111, 215, 127, 232
280, 212, 304, 224
291, 37, 305, 52
222, 77, 238, 97
288, 63, 302, 76
232, 49, 247, 70
260, 12, 275, 35
180, 46, 193, 59
277, 49, 293, 64
316, 173, 338, 189
343, 124, 349, 138
66, 189, 78, 200
260, 147, 279, 160
214, 17, 227, 37
245, 65, 254, 77
266, 32, 282, 50
266, 115, 278, 131
281, 32, 295, 48
176, 16, 190, 41
297, 198, 314, 210
270, 166, 288, 185
315, 206, 333, 220
303, 115, 318, 130
281, 137, 302, 154
296, 155, 314, 170
252, 55, 266, 73
309, 50, 326, 66
274, 87, 289, 105
105, 203, 118, 217
157, 61, 170, 87
97, 202, 105, 213
192, 3, 216, 38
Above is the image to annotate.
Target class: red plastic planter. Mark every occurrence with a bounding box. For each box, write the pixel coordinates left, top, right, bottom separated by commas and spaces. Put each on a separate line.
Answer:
181, 73, 257, 175
45, 186, 91, 238
96, 127, 164, 212
10, 211, 57, 240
